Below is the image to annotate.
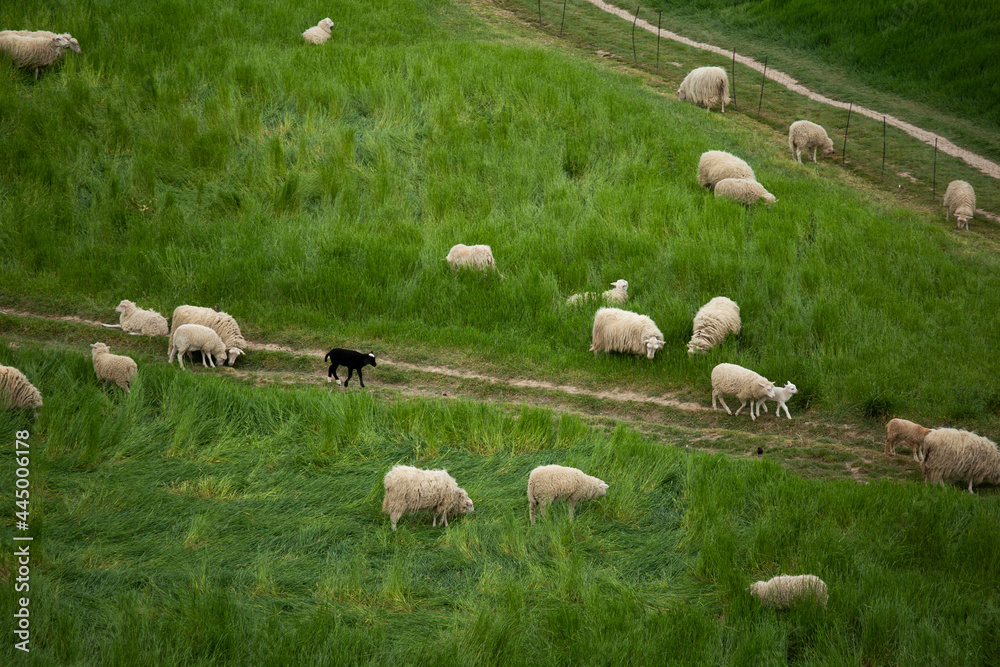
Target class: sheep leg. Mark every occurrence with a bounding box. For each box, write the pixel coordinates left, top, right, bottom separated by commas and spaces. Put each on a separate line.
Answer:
716, 394, 732, 415
102, 323, 123, 329
390, 510, 403, 530
202, 351, 211, 368
734, 399, 747, 416
442, 511, 449, 527
780, 403, 792, 419
968, 480, 975, 494
567, 501, 575, 521
329, 365, 341, 386
529, 500, 537, 525
177, 350, 185, 371
357, 368, 365, 388
344, 368, 353, 387
168, 344, 176, 364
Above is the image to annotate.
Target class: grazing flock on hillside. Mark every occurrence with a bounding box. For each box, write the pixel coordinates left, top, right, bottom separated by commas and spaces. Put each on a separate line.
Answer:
1, 19, 993, 615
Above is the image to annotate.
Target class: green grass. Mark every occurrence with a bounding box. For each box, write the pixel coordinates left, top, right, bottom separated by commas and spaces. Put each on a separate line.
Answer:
3, 344, 1000, 664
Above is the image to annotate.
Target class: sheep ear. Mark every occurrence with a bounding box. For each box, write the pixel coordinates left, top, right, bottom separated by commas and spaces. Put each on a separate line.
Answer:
600, 483, 609, 489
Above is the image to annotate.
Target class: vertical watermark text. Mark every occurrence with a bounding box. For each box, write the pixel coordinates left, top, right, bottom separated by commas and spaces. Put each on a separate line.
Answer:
12, 429, 32, 653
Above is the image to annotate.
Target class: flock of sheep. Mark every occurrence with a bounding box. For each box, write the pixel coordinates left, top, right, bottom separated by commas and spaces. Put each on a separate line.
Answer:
0, 21, 989, 613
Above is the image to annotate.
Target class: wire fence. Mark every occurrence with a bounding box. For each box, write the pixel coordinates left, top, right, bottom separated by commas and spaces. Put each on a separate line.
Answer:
500, 0, 1000, 223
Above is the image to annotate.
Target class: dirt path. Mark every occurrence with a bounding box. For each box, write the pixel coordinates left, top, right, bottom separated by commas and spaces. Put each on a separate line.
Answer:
583, 0, 1000, 188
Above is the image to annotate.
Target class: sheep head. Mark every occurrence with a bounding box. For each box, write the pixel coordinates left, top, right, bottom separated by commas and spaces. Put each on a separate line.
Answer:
783, 382, 798, 395
760, 381, 776, 398
90, 342, 110, 356
320, 18, 334, 31
226, 347, 244, 366
610, 279, 628, 292
644, 337, 664, 359
54, 34, 81, 54
115, 299, 134, 313
676, 89, 686, 101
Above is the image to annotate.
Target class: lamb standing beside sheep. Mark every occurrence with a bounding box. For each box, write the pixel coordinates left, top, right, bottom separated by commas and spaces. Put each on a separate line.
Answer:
0, 30, 81, 79
943, 180, 976, 230
168, 324, 228, 370
590, 307, 665, 360
687, 296, 741, 355
91, 343, 137, 393
677, 66, 730, 113
714, 178, 777, 207
919, 428, 1000, 494
0, 365, 43, 410
698, 151, 755, 190
445, 244, 503, 277
756, 382, 798, 419
567, 279, 628, 305
382, 465, 474, 530
527, 465, 608, 524
711, 363, 775, 421
104, 300, 169, 336
883, 418, 931, 458
168, 306, 246, 366
302, 18, 334, 44
788, 120, 835, 163
750, 574, 828, 609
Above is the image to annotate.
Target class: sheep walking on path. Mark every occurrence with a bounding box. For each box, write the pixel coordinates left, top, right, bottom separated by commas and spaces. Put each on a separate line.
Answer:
943, 180, 975, 230
91, 343, 137, 393
0, 365, 43, 410
756, 382, 797, 419
687, 296, 741, 355
590, 307, 664, 360
0, 30, 80, 79
750, 574, 828, 609
677, 66, 730, 112
788, 120, 834, 163
528, 465, 608, 524
324, 348, 376, 388
711, 363, 775, 421
883, 418, 931, 459
920, 428, 1000, 494
382, 465, 474, 530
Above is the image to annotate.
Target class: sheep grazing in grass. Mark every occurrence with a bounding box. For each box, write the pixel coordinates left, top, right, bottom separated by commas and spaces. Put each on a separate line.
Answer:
590, 307, 664, 360
0, 365, 42, 410
169, 306, 246, 366
324, 348, 376, 387
883, 418, 931, 459
90, 343, 137, 393
711, 363, 775, 421
714, 178, 777, 207
103, 299, 169, 336
943, 180, 976, 230
687, 296, 741, 355
302, 18, 334, 45
0, 30, 81, 79
168, 324, 228, 370
382, 465, 474, 530
750, 574, 828, 609
527, 465, 608, 524
677, 66, 730, 113
788, 120, 835, 163
445, 244, 503, 278
756, 382, 798, 419
567, 279, 628, 305
698, 151, 755, 190
919, 428, 1000, 494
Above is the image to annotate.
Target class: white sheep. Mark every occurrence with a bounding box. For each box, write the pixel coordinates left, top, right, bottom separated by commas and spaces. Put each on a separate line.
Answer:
687, 296, 741, 355
676, 66, 730, 113
302, 18, 334, 45
0, 30, 81, 79
0, 365, 43, 410
445, 244, 503, 277
168, 324, 228, 370
698, 151, 755, 190
527, 465, 608, 524
168, 306, 246, 366
590, 307, 665, 360
920, 428, 1000, 494
750, 574, 828, 609
567, 279, 628, 305
90, 343, 137, 393
714, 178, 777, 207
711, 363, 775, 421
943, 180, 976, 230
102, 300, 169, 336
788, 120, 835, 163
756, 382, 797, 419
381, 465, 474, 530
882, 418, 931, 459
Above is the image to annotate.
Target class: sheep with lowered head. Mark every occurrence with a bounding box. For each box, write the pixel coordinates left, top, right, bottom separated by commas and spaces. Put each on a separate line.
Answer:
714, 178, 777, 207
382, 465, 474, 530
698, 151, 755, 190
756, 382, 798, 419
677, 66, 730, 113
91, 343, 137, 393
168, 324, 228, 370
0, 365, 43, 410
528, 465, 608, 524
687, 296, 741, 355
567, 279, 628, 305
788, 120, 834, 163
711, 363, 775, 421
750, 574, 828, 609
920, 428, 1000, 494
590, 307, 664, 360
883, 418, 931, 459
943, 180, 976, 230
103, 300, 169, 336
0, 30, 81, 79
302, 18, 334, 44
169, 306, 246, 366
445, 244, 503, 278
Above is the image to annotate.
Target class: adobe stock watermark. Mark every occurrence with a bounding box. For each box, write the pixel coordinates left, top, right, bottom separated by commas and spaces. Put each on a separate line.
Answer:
12, 429, 32, 653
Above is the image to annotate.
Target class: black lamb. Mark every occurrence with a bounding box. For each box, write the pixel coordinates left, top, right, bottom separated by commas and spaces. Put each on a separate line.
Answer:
324, 348, 377, 388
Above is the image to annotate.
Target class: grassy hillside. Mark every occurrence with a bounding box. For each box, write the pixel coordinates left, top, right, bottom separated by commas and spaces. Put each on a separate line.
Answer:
3, 344, 1000, 663
644, 0, 1000, 135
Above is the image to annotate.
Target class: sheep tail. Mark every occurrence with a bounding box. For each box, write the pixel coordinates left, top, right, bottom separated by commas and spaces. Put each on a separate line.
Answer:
324, 350, 332, 363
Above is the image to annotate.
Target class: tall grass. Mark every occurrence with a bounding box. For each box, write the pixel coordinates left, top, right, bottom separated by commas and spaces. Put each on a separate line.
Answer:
2, 0, 1000, 424
2, 344, 1000, 663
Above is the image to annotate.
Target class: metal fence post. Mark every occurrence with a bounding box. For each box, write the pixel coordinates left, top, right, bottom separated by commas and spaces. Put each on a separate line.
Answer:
559, 0, 567, 37
731, 48, 736, 107
757, 57, 767, 116
656, 11, 662, 71
881, 116, 886, 180
932, 138, 938, 202
842, 102, 853, 166
632, 5, 640, 64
